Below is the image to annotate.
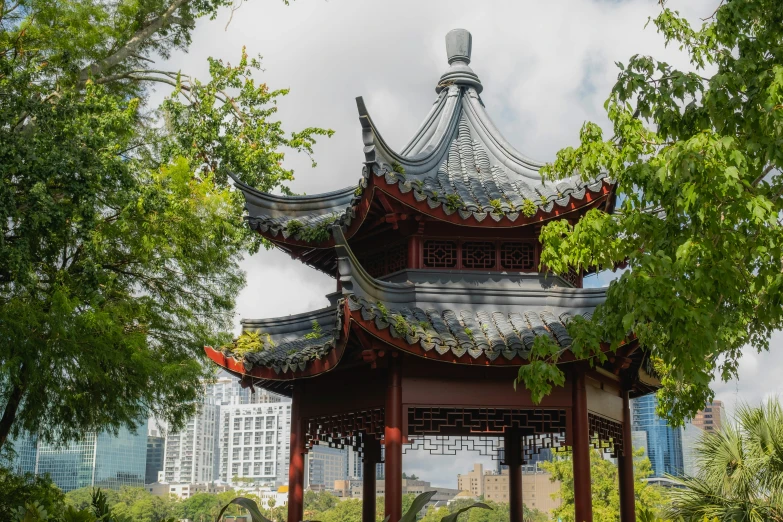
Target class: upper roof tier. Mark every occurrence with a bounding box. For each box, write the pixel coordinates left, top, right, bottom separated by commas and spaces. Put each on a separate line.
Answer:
234, 29, 611, 248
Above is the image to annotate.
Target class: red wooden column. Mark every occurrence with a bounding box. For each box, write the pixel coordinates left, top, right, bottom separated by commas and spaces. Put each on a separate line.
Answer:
287, 384, 305, 522
618, 390, 636, 522
362, 435, 380, 522
384, 355, 403, 522
572, 372, 593, 522
505, 428, 523, 522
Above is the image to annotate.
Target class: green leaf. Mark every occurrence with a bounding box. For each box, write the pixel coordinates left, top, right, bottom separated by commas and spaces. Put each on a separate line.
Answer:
439, 502, 492, 522
399, 491, 437, 522
215, 497, 272, 522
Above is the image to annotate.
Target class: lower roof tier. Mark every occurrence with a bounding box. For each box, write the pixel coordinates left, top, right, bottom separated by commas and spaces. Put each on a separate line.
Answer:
207, 227, 610, 379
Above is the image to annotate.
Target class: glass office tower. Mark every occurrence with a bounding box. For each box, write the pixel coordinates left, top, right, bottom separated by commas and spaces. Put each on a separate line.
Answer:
4, 432, 38, 474
631, 395, 683, 477
36, 421, 148, 492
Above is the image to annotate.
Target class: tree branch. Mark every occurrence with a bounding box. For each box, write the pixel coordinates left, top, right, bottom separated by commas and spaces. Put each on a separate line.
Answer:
752, 164, 775, 187
78, 0, 189, 84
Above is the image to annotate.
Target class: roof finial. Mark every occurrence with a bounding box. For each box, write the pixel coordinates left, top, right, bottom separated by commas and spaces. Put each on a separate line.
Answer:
437, 29, 482, 94
446, 29, 472, 64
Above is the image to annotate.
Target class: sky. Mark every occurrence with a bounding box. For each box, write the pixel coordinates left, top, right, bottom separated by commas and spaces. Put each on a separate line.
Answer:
161, 0, 783, 488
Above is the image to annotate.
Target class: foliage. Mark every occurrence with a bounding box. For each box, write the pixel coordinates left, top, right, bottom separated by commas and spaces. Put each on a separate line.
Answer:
444, 194, 465, 212
391, 162, 406, 176
228, 331, 276, 357
285, 216, 339, 243
540, 448, 664, 522
304, 490, 339, 517
0, 0, 332, 449
0, 467, 65, 521
216, 496, 272, 522
489, 199, 504, 214
520, 199, 537, 217
527, 0, 783, 423
303, 320, 323, 340
666, 399, 783, 522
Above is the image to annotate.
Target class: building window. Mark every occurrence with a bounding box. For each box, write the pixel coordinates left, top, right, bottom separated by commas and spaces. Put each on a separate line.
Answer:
266, 417, 274, 429
233, 419, 241, 430
265, 432, 274, 444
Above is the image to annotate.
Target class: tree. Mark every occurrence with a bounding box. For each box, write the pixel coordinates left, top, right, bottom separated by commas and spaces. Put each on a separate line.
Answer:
666, 398, 783, 521
0, 0, 332, 449
540, 448, 663, 522
517, 0, 783, 422
317, 498, 363, 522
176, 492, 223, 522
0, 466, 65, 521
304, 490, 339, 517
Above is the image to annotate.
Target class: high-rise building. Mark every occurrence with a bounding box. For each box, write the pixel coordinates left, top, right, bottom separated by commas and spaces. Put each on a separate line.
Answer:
306, 445, 348, 490
631, 395, 683, 477
347, 447, 363, 481
692, 400, 726, 434
163, 403, 218, 484
35, 421, 148, 493
146, 434, 165, 484
218, 400, 291, 486
680, 421, 704, 477
4, 432, 38, 475
631, 430, 649, 461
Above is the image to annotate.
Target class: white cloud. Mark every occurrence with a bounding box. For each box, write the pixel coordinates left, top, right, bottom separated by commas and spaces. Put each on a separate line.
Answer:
159, 0, 783, 487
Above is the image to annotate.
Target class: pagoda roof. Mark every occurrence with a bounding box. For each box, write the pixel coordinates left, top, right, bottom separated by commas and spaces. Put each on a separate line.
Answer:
232, 29, 612, 250
205, 227, 606, 380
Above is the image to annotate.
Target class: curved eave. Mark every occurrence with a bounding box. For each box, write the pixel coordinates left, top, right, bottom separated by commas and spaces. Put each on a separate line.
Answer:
245, 172, 612, 257
348, 313, 585, 366
363, 171, 613, 229
204, 300, 352, 381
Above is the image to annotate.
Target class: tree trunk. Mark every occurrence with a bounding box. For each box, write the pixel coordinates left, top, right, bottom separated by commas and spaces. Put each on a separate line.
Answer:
0, 364, 28, 450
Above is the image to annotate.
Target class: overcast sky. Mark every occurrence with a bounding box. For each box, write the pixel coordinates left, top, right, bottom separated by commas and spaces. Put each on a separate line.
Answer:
162, 0, 782, 488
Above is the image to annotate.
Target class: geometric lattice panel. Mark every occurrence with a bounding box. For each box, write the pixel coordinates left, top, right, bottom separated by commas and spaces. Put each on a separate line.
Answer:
588, 412, 624, 457
461, 242, 496, 269
407, 407, 567, 436
358, 242, 408, 278
423, 240, 458, 268
404, 435, 503, 459
500, 241, 535, 270
304, 409, 384, 457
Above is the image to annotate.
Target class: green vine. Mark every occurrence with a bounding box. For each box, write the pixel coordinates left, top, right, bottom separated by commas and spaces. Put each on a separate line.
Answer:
285, 215, 339, 243
228, 331, 275, 357
489, 198, 504, 215
354, 185, 363, 197
393, 315, 414, 337
376, 301, 390, 322
411, 179, 424, 193
445, 193, 465, 212
464, 327, 474, 342
539, 194, 549, 205
303, 320, 323, 340
391, 162, 406, 176
521, 199, 537, 217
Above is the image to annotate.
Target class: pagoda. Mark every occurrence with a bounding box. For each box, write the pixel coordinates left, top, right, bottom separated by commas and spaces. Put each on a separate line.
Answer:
207, 29, 658, 522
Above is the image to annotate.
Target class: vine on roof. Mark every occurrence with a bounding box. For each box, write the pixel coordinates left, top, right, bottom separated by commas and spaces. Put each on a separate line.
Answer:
303, 320, 323, 340
226, 331, 275, 357
285, 215, 339, 243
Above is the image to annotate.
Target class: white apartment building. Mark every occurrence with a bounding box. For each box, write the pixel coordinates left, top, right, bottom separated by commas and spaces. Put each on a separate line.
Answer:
218, 400, 292, 486
163, 403, 218, 484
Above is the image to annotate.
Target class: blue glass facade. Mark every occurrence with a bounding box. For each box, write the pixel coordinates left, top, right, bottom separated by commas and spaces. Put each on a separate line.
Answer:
631, 395, 683, 477
4, 432, 38, 475
35, 421, 148, 492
